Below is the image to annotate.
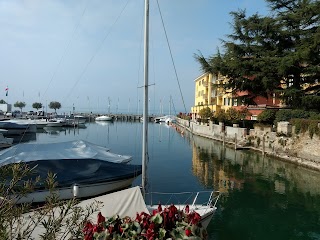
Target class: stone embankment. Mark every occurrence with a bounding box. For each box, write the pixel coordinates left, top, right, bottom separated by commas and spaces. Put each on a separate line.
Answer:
176, 118, 320, 171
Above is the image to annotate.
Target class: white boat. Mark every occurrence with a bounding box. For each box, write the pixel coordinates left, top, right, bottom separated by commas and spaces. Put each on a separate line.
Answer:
73, 115, 87, 124
46, 118, 65, 127
0, 140, 139, 203
95, 115, 112, 121
139, 1, 218, 227
0, 120, 37, 135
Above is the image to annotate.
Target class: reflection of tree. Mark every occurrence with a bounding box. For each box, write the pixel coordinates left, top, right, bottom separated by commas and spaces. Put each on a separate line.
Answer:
186, 126, 320, 238
189, 131, 320, 197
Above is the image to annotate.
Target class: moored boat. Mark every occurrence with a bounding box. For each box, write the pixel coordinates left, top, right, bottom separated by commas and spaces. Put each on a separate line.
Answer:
0, 140, 140, 204
95, 115, 112, 121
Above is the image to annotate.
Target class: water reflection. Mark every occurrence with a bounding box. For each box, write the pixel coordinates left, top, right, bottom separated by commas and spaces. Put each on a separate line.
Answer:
184, 130, 320, 240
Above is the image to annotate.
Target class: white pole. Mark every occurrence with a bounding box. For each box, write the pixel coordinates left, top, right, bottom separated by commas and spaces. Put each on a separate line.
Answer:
142, 0, 149, 199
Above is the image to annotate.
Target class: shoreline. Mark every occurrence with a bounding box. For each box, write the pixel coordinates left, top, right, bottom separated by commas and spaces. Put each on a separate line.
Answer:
175, 121, 320, 172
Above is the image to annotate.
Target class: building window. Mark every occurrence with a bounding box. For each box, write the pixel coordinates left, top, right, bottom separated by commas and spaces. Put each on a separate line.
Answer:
233, 98, 238, 106
251, 115, 257, 120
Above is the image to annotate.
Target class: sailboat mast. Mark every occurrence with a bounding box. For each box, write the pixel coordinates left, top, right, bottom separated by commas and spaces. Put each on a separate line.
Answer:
142, 0, 149, 199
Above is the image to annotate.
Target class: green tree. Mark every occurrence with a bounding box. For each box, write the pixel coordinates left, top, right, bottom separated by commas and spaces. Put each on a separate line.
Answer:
257, 109, 277, 123
14, 101, 26, 112
48, 101, 61, 113
32, 102, 43, 111
195, 0, 320, 108
0, 99, 6, 104
226, 108, 248, 122
198, 107, 212, 123
214, 109, 227, 122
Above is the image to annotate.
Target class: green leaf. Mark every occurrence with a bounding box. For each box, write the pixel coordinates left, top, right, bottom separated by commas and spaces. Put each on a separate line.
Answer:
150, 213, 163, 224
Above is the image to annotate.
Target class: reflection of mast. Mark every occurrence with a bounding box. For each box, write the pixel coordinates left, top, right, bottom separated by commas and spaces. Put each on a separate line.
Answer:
108, 97, 111, 114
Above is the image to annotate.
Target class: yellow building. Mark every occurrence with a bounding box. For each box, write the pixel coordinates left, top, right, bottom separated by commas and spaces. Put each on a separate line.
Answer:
191, 72, 234, 120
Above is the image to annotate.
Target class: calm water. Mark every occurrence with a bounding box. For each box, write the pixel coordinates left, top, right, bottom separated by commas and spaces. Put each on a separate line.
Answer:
21, 121, 320, 239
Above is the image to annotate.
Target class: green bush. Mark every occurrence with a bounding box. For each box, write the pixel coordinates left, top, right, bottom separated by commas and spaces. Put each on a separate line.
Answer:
290, 119, 320, 139
257, 109, 277, 123
301, 96, 320, 112
275, 109, 314, 123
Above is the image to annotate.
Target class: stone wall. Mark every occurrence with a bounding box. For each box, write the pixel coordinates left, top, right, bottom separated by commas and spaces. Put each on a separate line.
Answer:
177, 118, 320, 166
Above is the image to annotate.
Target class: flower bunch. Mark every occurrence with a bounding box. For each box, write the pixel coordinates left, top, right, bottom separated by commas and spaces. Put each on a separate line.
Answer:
83, 204, 208, 239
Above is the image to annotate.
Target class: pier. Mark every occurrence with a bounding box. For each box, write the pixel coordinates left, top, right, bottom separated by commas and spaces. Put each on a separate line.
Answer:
82, 114, 156, 122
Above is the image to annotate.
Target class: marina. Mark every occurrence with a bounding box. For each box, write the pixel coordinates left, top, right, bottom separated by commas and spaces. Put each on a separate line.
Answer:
2, 120, 319, 239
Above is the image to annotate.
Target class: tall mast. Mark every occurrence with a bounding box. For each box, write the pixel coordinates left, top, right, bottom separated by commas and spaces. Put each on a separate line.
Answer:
142, 0, 149, 199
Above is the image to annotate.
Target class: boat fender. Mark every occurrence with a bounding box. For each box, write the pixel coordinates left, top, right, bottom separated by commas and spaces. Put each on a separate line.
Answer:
73, 184, 79, 198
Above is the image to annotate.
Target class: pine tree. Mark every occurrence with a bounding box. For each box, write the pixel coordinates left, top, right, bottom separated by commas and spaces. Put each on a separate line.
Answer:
195, 0, 320, 109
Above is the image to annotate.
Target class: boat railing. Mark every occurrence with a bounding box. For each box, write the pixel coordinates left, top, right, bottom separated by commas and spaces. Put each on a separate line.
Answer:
145, 190, 220, 208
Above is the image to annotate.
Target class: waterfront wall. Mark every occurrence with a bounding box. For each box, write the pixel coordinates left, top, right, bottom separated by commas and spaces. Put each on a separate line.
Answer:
177, 118, 320, 170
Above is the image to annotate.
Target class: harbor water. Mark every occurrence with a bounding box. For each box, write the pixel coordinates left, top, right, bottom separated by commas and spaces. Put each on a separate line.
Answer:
20, 121, 320, 239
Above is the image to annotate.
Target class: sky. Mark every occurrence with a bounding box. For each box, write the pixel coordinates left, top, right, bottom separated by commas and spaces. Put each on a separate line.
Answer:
0, 0, 270, 115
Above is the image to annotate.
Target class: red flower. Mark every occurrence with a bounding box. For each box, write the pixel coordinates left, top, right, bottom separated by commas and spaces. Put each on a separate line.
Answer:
158, 204, 162, 213
83, 221, 94, 240
185, 205, 189, 214
108, 225, 114, 234
97, 212, 105, 224
185, 229, 192, 236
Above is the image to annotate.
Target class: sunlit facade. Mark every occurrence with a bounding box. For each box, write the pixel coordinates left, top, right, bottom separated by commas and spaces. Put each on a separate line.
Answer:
191, 72, 234, 121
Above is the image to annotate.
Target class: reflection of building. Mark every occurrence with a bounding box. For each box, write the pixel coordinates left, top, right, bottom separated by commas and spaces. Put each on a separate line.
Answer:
190, 131, 320, 196
191, 140, 244, 194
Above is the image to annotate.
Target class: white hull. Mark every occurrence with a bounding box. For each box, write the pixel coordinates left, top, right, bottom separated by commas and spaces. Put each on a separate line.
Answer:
13, 177, 136, 204
95, 115, 112, 121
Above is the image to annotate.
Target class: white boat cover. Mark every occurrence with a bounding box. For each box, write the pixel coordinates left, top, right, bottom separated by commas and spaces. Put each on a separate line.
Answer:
78, 186, 149, 219
19, 187, 149, 239
0, 140, 131, 166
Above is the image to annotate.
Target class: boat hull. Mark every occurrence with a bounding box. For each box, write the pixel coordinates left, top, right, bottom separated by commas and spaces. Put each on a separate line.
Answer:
13, 177, 137, 204
95, 115, 112, 121
3, 158, 142, 204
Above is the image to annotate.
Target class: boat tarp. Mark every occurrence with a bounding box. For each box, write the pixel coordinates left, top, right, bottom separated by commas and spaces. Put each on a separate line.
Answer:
78, 186, 149, 219
19, 187, 149, 239
9, 159, 142, 188
0, 140, 131, 165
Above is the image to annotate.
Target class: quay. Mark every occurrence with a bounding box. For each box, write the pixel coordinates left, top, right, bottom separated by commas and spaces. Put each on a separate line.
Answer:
0, 113, 156, 122
80, 113, 156, 122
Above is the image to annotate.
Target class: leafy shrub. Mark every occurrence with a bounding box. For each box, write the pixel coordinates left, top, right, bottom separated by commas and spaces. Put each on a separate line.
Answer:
0, 163, 100, 240
290, 119, 320, 139
275, 109, 311, 123
301, 96, 320, 112
84, 205, 208, 240
198, 107, 212, 123
257, 109, 277, 123
214, 109, 227, 122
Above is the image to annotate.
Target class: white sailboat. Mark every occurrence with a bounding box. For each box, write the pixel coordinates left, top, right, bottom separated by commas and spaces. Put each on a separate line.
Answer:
140, 0, 218, 229
18, 2, 219, 237
82, 0, 219, 229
